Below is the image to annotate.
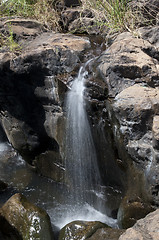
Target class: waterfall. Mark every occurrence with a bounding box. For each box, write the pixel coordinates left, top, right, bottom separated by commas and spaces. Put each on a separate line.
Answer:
58, 60, 117, 229
64, 60, 101, 205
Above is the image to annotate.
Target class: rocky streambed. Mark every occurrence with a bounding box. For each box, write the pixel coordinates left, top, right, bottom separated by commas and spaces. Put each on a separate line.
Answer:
0, 9, 159, 240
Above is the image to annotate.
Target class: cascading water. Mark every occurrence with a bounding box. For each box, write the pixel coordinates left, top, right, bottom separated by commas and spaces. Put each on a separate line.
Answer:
65, 60, 101, 205
57, 60, 118, 228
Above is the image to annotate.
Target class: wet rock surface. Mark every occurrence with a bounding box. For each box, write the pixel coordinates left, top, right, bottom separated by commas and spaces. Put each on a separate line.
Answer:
59, 220, 108, 240
0, 193, 53, 240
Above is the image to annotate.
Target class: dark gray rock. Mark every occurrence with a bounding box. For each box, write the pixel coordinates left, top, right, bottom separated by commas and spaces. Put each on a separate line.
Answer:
138, 26, 159, 48
0, 18, 90, 180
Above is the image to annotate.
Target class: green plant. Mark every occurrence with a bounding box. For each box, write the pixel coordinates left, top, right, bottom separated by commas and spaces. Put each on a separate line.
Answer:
2, 23, 22, 52
81, 0, 148, 34
0, 0, 34, 17
0, 0, 61, 31
33, 0, 61, 31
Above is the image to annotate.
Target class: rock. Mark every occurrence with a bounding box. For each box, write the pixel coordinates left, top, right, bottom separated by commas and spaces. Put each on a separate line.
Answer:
89, 27, 159, 228
152, 115, 159, 150
61, 7, 103, 34
119, 209, 159, 240
113, 84, 159, 165
1, 18, 45, 40
138, 26, 159, 48
69, 17, 100, 35
0, 18, 90, 179
0, 215, 22, 240
117, 195, 153, 229
0, 193, 53, 240
98, 32, 159, 97
59, 220, 108, 240
34, 150, 65, 182
87, 227, 125, 240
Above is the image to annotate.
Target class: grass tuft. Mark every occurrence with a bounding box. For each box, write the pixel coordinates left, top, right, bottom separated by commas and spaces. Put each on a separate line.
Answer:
81, 0, 157, 35
0, 0, 62, 31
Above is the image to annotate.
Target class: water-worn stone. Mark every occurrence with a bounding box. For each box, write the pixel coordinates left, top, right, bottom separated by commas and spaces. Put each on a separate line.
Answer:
59, 220, 108, 240
119, 209, 159, 240
87, 227, 125, 240
34, 150, 65, 182
117, 195, 153, 229
0, 193, 53, 240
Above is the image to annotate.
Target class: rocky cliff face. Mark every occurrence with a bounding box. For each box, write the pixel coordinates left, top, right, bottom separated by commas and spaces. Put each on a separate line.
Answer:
93, 26, 159, 227
0, 18, 90, 182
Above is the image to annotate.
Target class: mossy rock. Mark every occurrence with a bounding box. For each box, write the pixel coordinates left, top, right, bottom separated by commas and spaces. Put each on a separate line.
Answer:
87, 227, 125, 240
59, 220, 108, 240
0, 193, 53, 240
117, 195, 154, 229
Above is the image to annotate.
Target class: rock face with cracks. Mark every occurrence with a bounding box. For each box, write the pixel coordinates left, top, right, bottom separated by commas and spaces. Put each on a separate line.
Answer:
96, 26, 159, 228
0, 18, 90, 182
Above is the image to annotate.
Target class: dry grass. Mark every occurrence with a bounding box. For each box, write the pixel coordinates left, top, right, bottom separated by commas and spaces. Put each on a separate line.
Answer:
33, 0, 61, 31
0, 0, 62, 31
81, 0, 157, 35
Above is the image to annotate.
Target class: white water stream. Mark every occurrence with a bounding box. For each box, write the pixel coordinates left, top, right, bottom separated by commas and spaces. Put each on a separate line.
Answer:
57, 60, 117, 228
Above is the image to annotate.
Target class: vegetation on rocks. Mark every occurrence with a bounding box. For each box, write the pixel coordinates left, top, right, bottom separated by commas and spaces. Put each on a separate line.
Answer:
0, 0, 158, 35
0, 0, 61, 30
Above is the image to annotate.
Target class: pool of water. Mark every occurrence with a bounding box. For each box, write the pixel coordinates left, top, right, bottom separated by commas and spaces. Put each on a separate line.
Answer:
0, 142, 120, 233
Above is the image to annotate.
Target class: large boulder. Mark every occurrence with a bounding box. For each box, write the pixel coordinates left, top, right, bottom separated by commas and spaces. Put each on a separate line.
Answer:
0, 193, 53, 239
59, 220, 108, 240
119, 209, 159, 240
